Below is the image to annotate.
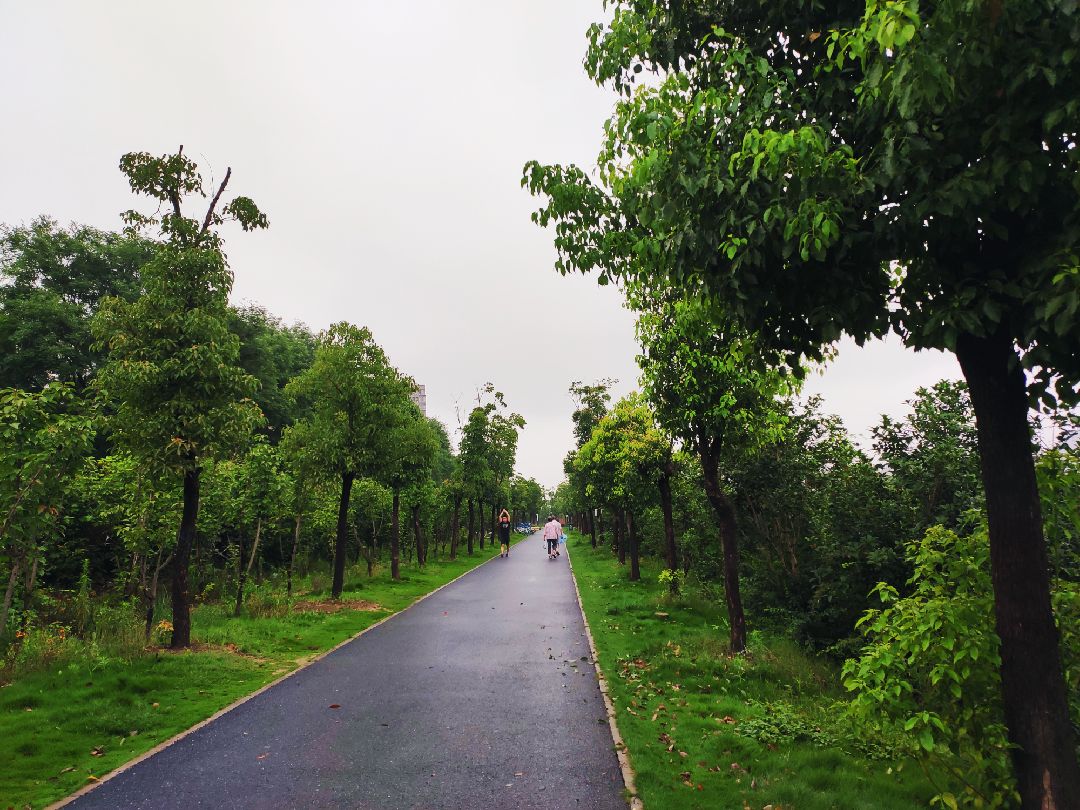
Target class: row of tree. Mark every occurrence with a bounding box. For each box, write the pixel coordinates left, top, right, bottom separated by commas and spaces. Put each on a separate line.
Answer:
0, 147, 540, 654
526, 2, 1080, 806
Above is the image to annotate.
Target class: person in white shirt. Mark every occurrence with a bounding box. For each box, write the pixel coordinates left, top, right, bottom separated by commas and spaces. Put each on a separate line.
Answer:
542, 516, 562, 560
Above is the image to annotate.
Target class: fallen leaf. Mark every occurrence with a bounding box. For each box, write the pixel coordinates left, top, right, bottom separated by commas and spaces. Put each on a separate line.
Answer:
678, 751, 688, 758
329, 704, 341, 709
151, 702, 159, 708
256, 753, 268, 760
60, 766, 76, 774
86, 775, 99, 782
90, 747, 104, 757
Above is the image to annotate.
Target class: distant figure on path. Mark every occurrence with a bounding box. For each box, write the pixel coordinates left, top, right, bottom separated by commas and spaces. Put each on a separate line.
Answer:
542, 515, 562, 560
498, 509, 512, 557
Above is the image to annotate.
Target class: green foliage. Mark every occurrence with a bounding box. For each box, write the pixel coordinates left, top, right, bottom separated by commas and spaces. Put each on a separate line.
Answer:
0, 218, 151, 391
842, 525, 1016, 807
656, 567, 683, 595
567, 531, 940, 809
93, 147, 267, 473
873, 381, 983, 533
286, 322, 414, 483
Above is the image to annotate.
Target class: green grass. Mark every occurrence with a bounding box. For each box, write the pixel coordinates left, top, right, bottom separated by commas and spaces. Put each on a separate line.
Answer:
1, 541, 514, 809
566, 531, 940, 810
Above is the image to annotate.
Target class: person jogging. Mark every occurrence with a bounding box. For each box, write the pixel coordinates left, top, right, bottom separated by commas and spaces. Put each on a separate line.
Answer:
498, 509, 512, 558
542, 515, 562, 560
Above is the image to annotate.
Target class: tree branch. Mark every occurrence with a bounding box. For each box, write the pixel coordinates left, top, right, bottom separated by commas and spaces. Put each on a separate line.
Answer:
168, 145, 185, 221
201, 166, 232, 235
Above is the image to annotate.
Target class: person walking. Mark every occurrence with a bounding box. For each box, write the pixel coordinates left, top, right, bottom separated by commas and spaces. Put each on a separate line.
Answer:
498, 509, 512, 558
542, 515, 562, 560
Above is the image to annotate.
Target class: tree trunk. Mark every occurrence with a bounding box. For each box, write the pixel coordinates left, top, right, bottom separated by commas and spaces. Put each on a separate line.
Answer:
466, 498, 475, 555
699, 436, 746, 654
331, 471, 355, 599
477, 499, 485, 550
0, 559, 20, 636
626, 511, 640, 581
589, 507, 598, 548
144, 546, 166, 641
19, 555, 39, 627
489, 503, 497, 551
234, 517, 263, 616
170, 466, 200, 649
956, 330, 1080, 810
658, 464, 678, 578
391, 488, 401, 580
413, 504, 423, 567
450, 496, 461, 560
287, 513, 302, 597
615, 508, 626, 565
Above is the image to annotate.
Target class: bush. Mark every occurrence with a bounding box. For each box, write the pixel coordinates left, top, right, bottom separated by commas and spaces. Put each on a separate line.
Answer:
839, 524, 1080, 808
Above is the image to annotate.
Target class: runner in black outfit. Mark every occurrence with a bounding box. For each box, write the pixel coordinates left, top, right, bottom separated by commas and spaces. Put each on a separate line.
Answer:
498, 509, 512, 558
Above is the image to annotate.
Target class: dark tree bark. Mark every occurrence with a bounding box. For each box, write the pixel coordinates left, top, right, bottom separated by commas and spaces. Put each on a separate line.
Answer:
170, 466, 200, 649
449, 495, 461, 560
615, 508, 626, 565
489, 503, 497, 551
235, 517, 263, 615
391, 488, 401, 580
589, 507, 598, 548
234, 532, 246, 616
956, 330, 1080, 810
467, 498, 475, 555
658, 462, 678, 579
626, 511, 640, 581
287, 513, 302, 597
412, 504, 424, 567
331, 471, 355, 599
698, 432, 746, 654
477, 499, 486, 550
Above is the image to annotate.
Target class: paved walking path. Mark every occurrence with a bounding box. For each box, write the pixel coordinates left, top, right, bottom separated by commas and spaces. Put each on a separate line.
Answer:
66, 534, 626, 810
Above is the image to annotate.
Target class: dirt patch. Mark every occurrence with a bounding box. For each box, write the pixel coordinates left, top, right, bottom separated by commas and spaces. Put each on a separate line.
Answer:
150, 642, 268, 662
292, 599, 382, 614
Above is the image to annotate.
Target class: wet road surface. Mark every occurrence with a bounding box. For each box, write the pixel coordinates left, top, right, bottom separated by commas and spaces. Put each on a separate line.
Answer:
66, 534, 626, 809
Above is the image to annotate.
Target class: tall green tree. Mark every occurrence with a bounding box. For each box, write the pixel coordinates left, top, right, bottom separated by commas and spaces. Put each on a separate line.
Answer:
524, 4, 1080, 799
576, 394, 668, 582
286, 322, 413, 598
0, 218, 151, 391
636, 296, 791, 652
0, 384, 94, 636
227, 305, 316, 441
380, 409, 438, 578
569, 379, 614, 545
92, 146, 267, 648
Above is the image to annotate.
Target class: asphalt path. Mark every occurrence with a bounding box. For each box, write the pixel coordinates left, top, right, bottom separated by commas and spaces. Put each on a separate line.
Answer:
66, 533, 626, 810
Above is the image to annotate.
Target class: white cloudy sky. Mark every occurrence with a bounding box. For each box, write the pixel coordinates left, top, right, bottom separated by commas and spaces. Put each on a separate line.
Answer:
0, 2, 961, 488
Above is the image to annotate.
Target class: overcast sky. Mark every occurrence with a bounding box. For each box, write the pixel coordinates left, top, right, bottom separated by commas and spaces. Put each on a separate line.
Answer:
0, 2, 962, 488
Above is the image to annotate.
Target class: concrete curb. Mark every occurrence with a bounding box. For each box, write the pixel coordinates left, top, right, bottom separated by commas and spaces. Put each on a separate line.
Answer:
50, 543, 518, 809
565, 539, 644, 810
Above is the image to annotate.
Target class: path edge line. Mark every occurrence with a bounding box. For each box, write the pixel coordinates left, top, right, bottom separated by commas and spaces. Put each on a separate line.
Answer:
49, 543, 518, 809
565, 540, 644, 810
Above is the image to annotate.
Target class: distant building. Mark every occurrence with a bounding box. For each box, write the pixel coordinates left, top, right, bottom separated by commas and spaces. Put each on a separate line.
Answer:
410, 384, 427, 416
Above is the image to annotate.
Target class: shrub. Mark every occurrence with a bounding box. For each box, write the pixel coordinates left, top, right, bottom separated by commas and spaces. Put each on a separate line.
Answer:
839, 524, 1080, 808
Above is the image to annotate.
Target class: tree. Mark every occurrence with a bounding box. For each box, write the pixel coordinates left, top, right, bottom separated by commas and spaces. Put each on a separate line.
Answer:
873, 380, 983, 535
227, 305, 316, 442
576, 394, 668, 582
0, 218, 151, 391
0, 384, 94, 636
380, 410, 438, 579
233, 440, 286, 614
636, 296, 791, 651
93, 146, 267, 648
569, 379, 614, 545
524, 4, 1080, 800
286, 322, 412, 598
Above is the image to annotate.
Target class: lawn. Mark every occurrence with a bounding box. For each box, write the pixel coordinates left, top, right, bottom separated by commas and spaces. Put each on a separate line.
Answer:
1, 541, 515, 809
566, 531, 942, 810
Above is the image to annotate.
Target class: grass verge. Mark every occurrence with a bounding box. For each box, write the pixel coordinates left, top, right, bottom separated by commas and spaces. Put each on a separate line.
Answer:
1, 541, 516, 809
566, 531, 941, 810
